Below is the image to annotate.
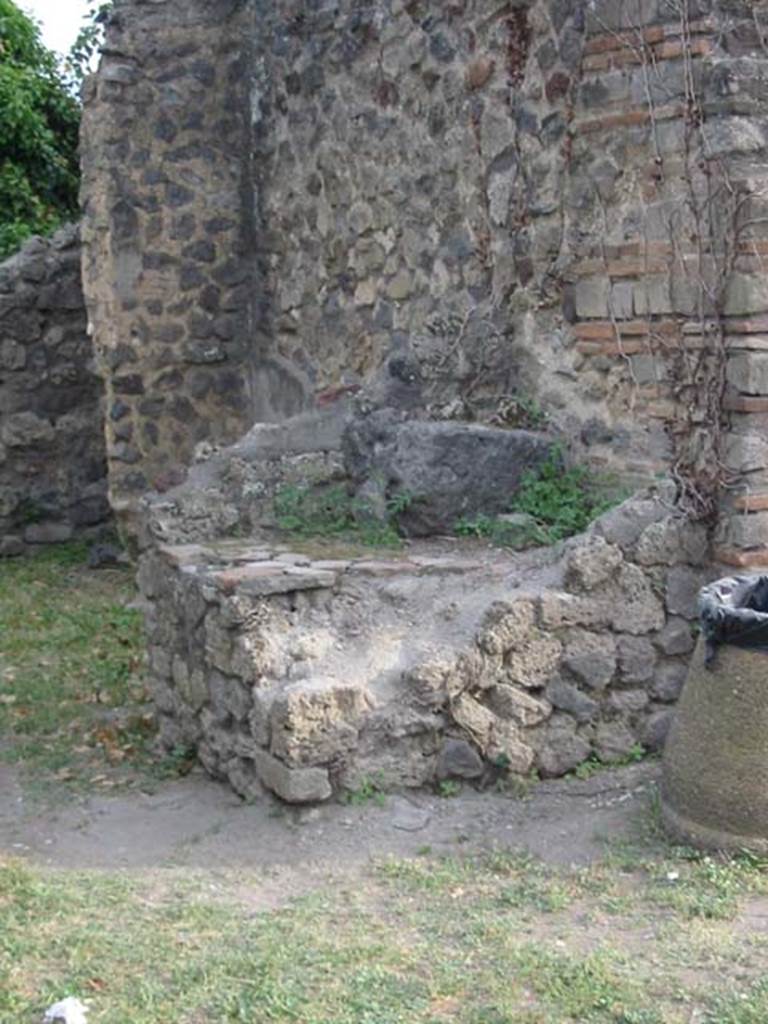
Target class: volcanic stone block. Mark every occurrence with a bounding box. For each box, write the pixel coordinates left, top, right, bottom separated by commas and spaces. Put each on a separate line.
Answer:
253, 748, 332, 803
343, 413, 554, 536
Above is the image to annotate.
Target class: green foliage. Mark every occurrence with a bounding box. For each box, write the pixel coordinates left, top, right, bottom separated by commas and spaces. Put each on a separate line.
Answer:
454, 448, 623, 549
0, 1, 80, 259
492, 393, 549, 430
511, 447, 621, 544
67, 1, 113, 86
454, 512, 544, 549
273, 483, 409, 547
0, 0, 81, 260
436, 779, 461, 798
0, 542, 150, 789
342, 774, 387, 806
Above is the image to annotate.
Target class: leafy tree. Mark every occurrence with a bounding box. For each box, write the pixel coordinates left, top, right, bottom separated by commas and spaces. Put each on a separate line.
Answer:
0, 0, 80, 259
67, 1, 113, 87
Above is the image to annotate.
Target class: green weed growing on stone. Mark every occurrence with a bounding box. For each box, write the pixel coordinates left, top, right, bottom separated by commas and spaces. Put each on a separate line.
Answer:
342, 774, 387, 807
511, 448, 622, 544
273, 483, 409, 547
436, 779, 461, 798
491, 392, 550, 430
454, 512, 545, 548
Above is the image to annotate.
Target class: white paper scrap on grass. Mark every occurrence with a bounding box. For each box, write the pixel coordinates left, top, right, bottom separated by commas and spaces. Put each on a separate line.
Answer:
43, 997, 89, 1024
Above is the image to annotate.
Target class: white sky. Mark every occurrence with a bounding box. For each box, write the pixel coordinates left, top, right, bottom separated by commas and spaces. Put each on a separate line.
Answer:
20, 0, 91, 56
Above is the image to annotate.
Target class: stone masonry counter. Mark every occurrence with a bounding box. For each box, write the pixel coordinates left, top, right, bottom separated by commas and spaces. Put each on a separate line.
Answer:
139, 483, 712, 803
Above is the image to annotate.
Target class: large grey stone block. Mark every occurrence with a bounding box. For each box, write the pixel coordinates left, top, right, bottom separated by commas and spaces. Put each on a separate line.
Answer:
343, 412, 554, 536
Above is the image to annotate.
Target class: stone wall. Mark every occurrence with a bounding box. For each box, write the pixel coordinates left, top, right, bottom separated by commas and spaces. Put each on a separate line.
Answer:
0, 227, 109, 555
80, 0, 265, 535
83, 0, 768, 564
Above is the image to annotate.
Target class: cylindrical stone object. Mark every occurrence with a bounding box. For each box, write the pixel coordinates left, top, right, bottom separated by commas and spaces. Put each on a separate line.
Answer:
662, 635, 768, 853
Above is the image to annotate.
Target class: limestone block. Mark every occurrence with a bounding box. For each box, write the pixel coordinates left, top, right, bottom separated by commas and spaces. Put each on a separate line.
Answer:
635, 519, 710, 567
633, 276, 700, 317
403, 661, 451, 709
451, 693, 496, 749
488, 684, 552, 727
610, 565, 666, 634
446, 649, 499, 695
727, 352, 768, 395
253, 748, 332, 803
504, 630, 562, 689
718, 511, 768, 549
540, 590, 606, 630
610, 281, 633, 319
488, 722, 535, 774
269, 679, 372, 766
562, 629, 616, 690
723, 433, 768, 474
704, 118, 768, 158
725, 274, 768, 316
566, 536, 623, 590
574, 277, 609, 318
477, 600, 536, 655
542, 564, 664, 635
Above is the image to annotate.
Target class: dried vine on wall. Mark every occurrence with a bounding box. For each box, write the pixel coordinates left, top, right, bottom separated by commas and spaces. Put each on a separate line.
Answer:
592, 0, 749, 523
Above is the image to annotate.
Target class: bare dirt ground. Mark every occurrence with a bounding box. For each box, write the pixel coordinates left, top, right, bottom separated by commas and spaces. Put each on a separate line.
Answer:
0, 759, 658, 901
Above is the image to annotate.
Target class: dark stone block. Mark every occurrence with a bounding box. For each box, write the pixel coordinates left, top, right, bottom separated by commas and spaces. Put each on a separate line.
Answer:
344, 412, 555, 536
154, 116, 178, 143
199, 285, 221, 313
170, 214, 196, 241
166, 183, 195, 208
110, 400, 130, 422
183, 240, 216, 263
536, 39, 558, 71
436, 739, 484, 780
113, 374, 145, 395
429, 31, 455, 62
179, 265, 207, 291
156, 323, 185, 344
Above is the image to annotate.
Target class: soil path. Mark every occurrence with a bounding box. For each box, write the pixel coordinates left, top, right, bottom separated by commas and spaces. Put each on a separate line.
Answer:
0, 761, 658, 902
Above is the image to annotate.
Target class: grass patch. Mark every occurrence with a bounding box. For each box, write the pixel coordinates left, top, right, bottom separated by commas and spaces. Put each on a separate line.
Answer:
3, 842, 767, 1023
510, 449, 623, 544
454, 449, 625, 548
273, 483, 407, 547
0, 542, 164, 791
